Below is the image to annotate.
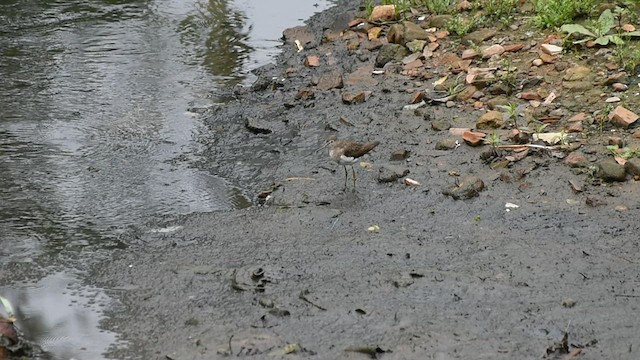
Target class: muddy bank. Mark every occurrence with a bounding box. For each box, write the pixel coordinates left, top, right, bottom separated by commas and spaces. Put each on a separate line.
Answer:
95, 1, 640, 359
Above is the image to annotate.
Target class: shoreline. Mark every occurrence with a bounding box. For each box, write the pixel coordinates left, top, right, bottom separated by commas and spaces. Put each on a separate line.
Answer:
96, 1, 640, 359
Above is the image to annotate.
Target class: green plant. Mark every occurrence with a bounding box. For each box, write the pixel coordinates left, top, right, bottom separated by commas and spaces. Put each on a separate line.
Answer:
531, 121, 549, 133
616, 44, 640, 72
599, 103, 614, 132
607, 145, 639, 159
381, 0, 411, 18
447, 82, 465, 96
482, 0, 518, 24
533, 0, 594, 28
485, 131, 502, 146
420, 0, 455, 15
497, 103, 520, 128
364, 0, 374, 15
561, 9, 640, 46
447, 15, 476, 36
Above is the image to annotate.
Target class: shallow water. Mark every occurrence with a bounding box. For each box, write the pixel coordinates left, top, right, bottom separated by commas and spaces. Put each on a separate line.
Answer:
0, 0, 335, 358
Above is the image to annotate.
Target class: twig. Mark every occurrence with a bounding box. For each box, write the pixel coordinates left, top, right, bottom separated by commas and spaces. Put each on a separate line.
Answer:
285, 177, 316, 181
228, 334, 233, 355
495, 144, 561, 150
614, 294, 640, 298
299, 290, 327, 311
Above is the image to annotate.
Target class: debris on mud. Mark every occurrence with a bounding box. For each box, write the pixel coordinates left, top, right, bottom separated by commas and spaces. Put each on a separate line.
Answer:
442, 175, 484, 199
344, 345, 391, 359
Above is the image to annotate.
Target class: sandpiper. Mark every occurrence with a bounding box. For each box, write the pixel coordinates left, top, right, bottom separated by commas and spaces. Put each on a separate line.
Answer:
327, 137, 379, 191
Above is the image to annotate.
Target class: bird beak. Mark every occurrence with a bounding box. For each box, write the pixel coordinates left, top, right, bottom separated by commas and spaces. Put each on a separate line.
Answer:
310, 140, 330, 155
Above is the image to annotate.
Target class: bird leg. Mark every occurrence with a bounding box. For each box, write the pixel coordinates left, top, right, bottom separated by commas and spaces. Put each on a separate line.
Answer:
343, 165, 348, 191
351, 165, 357, 192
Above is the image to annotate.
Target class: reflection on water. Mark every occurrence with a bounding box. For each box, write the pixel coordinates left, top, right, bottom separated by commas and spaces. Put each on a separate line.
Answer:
2, 272, 119, 359
0, 0, 335, 357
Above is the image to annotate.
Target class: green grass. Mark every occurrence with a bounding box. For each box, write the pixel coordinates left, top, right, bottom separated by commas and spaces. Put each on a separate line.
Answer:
532, 0, 599, 28
481, 0, 518, 23
447, 15, 476, 36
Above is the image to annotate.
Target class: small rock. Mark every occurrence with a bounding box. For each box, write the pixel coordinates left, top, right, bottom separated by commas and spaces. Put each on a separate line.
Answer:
566, 121, 583, 133
442, 176, 485, 199
283, 26, 317, 49
428, 15, 453, 28
612, 82, 628, 91
609, 105, 639, 128
368, 27, 383, 40
244, 117, 273, 134
431, 119, 452, 131
456, 85, 478, 101
449, 127, 471, 136
564, 151, 588, 168
563, 66, 591, 81
342, 91, 367, 104
435, 138, 458, 150
482, 44, 505, 59
540, 53, 555, 63
378, 166, 410, 183
608, 137, 625, 147
520, 91, 540, 101
531, 58, 543, 66
463, 131, 486, 146
389, 21, 429, 45
410, 91, 425, 104
402, 21, 430, 43
317, 70, 344, 90
569, 112, 587, 122
369, 4, 396, 22
540, 44, 562, 55
476, 110, 505, 129
390, 148, 410, 161
605, 96, 621, 103
569, 179, 584, 193
462, 29, 497, 46
503, 43, 524, 52
605, 72, 628, 85
364, 38, 383, 51
624, 158, 640, 176
402, 52, 422, 64
304, 55, 320, 67
561, 298, 576, 308
295, 88, 315, 100
598, 160, 627, 182
486, 96, 510, 110
554, 61, 568, 71
406, 39, 427, 53
615, 204, 629, 212
604, 62, 619, 71
375, 44, 409, 67
461, 49, 479, 60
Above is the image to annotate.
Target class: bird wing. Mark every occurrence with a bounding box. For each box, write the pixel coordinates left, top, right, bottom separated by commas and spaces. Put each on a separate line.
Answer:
343, 142, 379, 158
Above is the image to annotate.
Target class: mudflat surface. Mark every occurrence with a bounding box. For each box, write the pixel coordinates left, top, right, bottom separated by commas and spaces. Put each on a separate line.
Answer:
95, 2, 640, 359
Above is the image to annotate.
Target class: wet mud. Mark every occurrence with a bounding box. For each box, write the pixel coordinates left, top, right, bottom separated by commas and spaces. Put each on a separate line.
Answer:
95, 1, 640, 359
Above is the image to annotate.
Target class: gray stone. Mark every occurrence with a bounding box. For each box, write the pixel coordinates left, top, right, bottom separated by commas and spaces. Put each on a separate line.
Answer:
624, 158, 640, 176
377, 166, 410, 183
435, 138, 458, 150
598, 160, 626, 182
431, 119, 452, 131
442, 176, 485, 199
462, 29, 497, 46
486, 96, 510, 110
375, 44, 409, 68
244, 117, 273, 135
402, 21, 430, 43
390, 148, 410, 161
428, 15, 453, 29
